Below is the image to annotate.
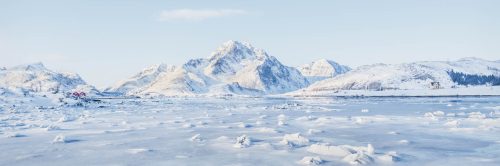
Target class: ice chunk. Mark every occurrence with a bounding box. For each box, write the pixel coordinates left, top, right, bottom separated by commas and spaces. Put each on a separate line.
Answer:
424, 111, 445, 120
398, 140, 410, 145
127, 148, 152, 154
277, 114, 287, 126
238, 122, 251, 128
308, 144, 375, 157
278, 114, 286, 121
307, 129, 323, 135
444, 120, 460, 128
190, 134, 203, 142
45, 125, 61, 131
57, 116, 76, 123
52, 134, 67, 143
256, 127, 278, 133
278, 120, 287, 126
377, 151, 400, 163
182, 123, 195, 128
366, 144, 374, 155
387, 131, 400, 135
424, 111, 445, 117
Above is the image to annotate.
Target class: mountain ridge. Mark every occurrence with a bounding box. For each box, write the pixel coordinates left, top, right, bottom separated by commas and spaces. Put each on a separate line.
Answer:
299, 58, 500, 93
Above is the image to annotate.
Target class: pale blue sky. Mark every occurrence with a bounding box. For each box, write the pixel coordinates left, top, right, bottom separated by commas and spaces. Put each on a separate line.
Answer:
1, 0, 499, 88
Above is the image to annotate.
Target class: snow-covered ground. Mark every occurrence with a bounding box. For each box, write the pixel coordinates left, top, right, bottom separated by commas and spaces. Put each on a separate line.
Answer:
1, 96, 500, 165
289, 86, 500, 97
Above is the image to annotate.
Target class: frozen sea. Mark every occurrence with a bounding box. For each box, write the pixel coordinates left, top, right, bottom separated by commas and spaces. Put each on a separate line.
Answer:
1, 96, 500, 165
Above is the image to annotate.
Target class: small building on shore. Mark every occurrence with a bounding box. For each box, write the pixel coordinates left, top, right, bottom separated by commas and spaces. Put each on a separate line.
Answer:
430, 82, 441, 89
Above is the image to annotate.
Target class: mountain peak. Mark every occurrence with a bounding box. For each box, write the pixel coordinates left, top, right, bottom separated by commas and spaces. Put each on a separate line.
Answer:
209, 40, 265, 61
221, 40, 253, 49
298, 59, 351, 82
11, 62, 48, 71
205, 40, 271, 76
457, 57, 486, 62
315, 59, 335, 65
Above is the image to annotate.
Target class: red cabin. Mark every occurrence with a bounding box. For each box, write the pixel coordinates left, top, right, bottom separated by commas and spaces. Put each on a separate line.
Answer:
70, 91, 87, 99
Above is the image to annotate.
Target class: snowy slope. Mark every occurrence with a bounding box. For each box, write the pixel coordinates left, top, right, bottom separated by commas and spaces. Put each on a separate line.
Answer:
106, 64, 175, 94
299, 58, 500, 92
2, 96, 500, 165
108, 40, 309, 96
297, 59, 351, 83
0, 63, 98, 95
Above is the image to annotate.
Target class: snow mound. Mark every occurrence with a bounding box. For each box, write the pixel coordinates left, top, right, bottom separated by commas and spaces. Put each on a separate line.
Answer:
307, 129, 323, 135
424, 111, 445, 120
307, 144, 392, 165
299, 156, 323, 165
342, 151, 374, 165
44, 125, 61, 131
58, 115, 76, 123
234, 135, 252, 148
280, 133, 310, 147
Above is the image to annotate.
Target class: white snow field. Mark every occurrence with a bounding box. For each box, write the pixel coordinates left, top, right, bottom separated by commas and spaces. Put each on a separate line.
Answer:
1, 96, 500, 165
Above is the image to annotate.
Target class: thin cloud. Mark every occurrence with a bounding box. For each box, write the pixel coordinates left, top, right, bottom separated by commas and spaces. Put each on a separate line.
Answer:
159, 9, 247, 21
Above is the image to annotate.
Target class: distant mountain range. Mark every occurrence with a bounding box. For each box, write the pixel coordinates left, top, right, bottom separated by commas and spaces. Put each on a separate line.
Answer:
1, 41, 499, 97
302, 57, 500, 93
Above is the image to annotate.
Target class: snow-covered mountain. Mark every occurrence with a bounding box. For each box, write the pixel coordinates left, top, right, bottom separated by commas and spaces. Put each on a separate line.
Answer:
0, 63, 98, 95
108, 40, 309, 96
297, 59, 351, 83
298, 57, 500, 93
